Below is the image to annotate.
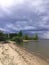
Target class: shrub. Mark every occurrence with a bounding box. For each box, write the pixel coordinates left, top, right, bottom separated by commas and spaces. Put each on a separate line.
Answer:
33, 33, 38, 40
11, 37, 16, 41
0, 36, 7, 41
18, 31, 23, 37
16, 36, 23, 44
9, 33, 17, 39
12, 36, 23, 44
0, 31, 8, 41
23, 34, 29, 40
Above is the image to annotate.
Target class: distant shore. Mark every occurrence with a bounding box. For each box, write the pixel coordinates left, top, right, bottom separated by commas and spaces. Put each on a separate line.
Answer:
23, 40, 38, 42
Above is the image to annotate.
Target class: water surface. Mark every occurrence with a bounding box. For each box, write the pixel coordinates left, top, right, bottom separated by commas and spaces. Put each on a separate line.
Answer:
23, 40, 49, 60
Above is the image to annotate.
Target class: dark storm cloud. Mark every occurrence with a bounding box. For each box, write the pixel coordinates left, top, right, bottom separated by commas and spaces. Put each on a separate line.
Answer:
0, 0, 49, 38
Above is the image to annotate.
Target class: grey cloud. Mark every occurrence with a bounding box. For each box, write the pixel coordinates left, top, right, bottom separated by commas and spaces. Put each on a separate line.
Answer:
0, 0, 49, 38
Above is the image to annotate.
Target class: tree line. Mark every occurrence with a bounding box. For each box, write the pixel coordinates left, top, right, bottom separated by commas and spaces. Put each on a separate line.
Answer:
0, 31, 39, 44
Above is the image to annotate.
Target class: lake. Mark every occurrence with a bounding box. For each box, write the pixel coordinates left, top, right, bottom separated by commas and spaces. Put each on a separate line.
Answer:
23, 40, 49, 61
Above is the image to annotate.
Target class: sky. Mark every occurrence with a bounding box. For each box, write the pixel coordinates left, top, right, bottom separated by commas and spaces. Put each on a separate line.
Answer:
0, 0, 49, 38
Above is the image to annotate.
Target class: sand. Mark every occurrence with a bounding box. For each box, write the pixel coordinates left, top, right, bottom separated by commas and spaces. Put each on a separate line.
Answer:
0, 41, 49, 65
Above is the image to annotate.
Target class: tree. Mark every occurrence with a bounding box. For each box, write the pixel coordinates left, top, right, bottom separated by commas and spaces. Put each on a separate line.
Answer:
18, 31, 23, 37
23, 34, 29, 40
33, 33, 38, 40
16, 36, 23, 44
12, 36, 23, 44
9, 33, 17, 40
0, 31, 7, 41
0, 31, 4, 36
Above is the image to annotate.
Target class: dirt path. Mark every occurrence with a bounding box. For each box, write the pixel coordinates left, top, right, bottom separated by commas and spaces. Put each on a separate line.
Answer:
0, 42, 49, 65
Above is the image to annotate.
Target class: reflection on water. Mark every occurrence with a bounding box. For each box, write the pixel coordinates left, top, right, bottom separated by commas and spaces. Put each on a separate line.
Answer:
23, 40, 49, 60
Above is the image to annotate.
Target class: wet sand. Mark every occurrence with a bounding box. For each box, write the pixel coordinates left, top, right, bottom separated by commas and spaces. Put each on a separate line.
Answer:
0, 41, 49, 65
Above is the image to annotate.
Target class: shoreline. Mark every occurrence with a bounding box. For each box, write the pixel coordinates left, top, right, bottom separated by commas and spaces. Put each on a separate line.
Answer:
0, 41, 49, 65
23, 40, 38, 42
15, 42, 49, 63
9, 41, 49, 65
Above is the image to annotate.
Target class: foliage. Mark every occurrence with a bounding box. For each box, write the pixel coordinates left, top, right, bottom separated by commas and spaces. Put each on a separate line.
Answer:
23, 34, 29, 40
33, 33, 38, 40
16, 36, 23, 44
0, 30, 39, 42
12, 36, 23, 44
11, 37, 16, 41
9, 33, 17, 39
0, 31, 7, 41
18, 31, 23, 37
11, 36, 23, 44
0, 31, 4, 36
23, 34, 33, 40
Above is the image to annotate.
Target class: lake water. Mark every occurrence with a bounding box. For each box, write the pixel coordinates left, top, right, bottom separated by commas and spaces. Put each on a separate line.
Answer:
23, 40, 49, 61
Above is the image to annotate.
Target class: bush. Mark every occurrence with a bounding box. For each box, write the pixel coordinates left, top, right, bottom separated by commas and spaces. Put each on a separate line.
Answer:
12, 36, 23, 44
33, 33, 38, 40
18, 31, 23, 37
16, 37, 23, 44
0, 36, 7, 41
23, 34, 30, 40
0, 31, 8, 41
9, 33, 17, 39
11, 37, 16, 41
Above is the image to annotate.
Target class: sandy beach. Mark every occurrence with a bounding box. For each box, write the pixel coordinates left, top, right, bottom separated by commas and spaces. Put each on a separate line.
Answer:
0, 41, 49, 65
